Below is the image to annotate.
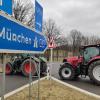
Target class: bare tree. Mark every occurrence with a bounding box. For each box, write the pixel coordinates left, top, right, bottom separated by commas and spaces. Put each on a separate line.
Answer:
68, 29, 83, 55
81, 36, 89, 45
89, 35, 99, 45
13, 0, 35, 28
82, 35, 100, 45
57, 35, 68, 46
43, 19, 61, 44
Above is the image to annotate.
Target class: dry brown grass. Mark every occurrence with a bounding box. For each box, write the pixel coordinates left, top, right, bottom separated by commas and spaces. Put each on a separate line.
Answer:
0, 68, 2, 72
0, 66, 2, 73
6, 79, 99, 100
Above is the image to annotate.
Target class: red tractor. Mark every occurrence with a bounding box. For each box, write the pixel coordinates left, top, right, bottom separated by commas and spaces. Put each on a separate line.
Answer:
59, 44, 100, 85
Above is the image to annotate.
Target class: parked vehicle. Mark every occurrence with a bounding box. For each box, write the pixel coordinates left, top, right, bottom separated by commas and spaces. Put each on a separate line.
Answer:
6, 54, 47, 77
59, 44, 100, 85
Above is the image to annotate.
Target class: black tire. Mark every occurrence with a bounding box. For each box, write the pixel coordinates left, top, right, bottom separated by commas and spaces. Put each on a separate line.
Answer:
6, 62, 13, 75
74, 68, 80, 79
21, 59, 37, 77
88, 61, 100, 85
59, 63, 75, 80
40, 62, 47, 74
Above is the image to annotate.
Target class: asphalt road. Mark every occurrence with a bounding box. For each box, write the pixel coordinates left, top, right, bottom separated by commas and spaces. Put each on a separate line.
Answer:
0, 73, 38, 97
0, 62, 100, 97
50, 62, 100, 96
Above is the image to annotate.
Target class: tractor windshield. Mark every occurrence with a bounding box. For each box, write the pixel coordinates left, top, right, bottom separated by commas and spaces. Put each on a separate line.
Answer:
83, 47, 100, 63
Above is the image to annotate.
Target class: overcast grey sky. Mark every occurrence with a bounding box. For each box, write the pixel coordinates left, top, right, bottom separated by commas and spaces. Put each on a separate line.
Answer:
37, 0, 100, 36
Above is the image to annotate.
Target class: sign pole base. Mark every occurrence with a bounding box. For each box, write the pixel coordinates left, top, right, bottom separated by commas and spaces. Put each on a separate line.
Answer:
29, 56, 32, 100
1, 53, 6, 100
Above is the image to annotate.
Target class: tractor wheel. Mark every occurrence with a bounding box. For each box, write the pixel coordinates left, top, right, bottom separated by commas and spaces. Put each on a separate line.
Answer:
6, 62, 13, 75
59, 63, 75, 80
40, 62, 47, 74
74, 68, 80, 79
21, 59, 37, 77
88, 61, 100, 85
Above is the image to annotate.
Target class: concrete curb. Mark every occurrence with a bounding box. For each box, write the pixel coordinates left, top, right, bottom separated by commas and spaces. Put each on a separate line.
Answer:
52, 77, 100, 99
0, 77, 46, 100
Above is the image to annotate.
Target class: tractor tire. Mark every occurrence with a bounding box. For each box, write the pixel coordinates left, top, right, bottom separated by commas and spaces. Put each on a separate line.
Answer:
59, 63, 75, 80
74, 68, 80, 79
6, 62, 13, 75
21, 59, 37, 77
40, 62, 47, 74
88, 61, 100, 85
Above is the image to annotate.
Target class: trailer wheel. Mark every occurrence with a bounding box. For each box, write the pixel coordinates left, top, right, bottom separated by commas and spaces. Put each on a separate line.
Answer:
6, 62, 13, 75
59, 63, 75, 80
88, 61, 100, 85
21, 59, 37, 77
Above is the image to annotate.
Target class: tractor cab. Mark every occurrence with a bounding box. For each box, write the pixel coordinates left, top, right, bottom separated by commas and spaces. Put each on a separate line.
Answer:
80, 44, 100, 64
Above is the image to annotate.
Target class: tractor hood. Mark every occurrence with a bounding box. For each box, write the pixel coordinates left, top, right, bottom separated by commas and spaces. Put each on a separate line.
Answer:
63, 56, 83, 67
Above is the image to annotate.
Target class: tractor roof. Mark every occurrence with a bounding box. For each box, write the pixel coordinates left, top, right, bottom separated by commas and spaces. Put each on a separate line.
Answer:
81, 44, 100, 49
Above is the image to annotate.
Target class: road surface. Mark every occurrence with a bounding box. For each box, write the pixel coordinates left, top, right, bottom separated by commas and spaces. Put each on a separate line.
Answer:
0, 73, 38, 97
50, 62, 100, 96
0, 62, 100, 97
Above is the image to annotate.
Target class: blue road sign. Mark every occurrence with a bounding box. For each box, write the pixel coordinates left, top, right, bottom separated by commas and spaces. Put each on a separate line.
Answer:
35, 0, 43, 33
0, 0, 12, 15
0, 0, 2, 6
0, 12, 47, 53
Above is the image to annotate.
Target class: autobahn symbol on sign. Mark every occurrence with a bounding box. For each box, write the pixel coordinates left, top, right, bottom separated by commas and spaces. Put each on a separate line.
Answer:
0, 12, 48, 53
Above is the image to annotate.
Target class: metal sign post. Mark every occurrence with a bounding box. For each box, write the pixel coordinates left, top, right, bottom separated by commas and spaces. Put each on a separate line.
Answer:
29, 56, 32, 100
48, 35, 55, 80
29, 57, 41, 100
47, 64, 50, 80
37, 60, 40, 100
50, 48, 53, 80
1, 54, 6, 100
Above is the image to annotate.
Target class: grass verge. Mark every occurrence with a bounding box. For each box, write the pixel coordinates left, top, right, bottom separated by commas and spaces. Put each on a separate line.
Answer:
0, 67, 2, 73
6, 79, 99, 100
